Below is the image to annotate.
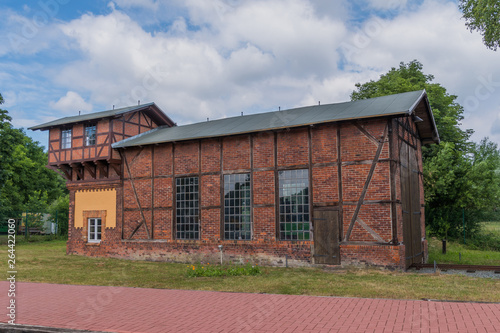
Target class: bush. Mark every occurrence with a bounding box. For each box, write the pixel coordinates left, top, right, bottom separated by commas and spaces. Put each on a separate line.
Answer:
0, 234, 67, 245
186, 262, 261, 277
425, 207, 497, 240
465, 228, 500, 252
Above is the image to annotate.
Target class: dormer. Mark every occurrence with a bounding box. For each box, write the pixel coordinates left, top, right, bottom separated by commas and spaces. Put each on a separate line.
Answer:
30, 103, 175, 183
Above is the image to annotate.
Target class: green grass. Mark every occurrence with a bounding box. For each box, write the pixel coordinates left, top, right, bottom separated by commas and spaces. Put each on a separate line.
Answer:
1, 240, 499, 303
187, 263, 262, 277
428, 237, 500, 265
428, 221, 500, 265
482, 221, 500, 234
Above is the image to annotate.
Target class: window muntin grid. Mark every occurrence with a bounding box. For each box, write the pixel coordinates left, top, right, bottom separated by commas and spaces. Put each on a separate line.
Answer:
88, 218, 101, 242
176, 177, 199, 240
85, 124, 96, 146
61, 129, 72, 149
279, 169, 310, 240
224, 173, 252, 240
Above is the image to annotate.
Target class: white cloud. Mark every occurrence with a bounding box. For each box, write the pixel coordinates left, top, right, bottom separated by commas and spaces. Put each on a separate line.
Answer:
49, 91, 93, 114
2, 0, 500, 148
339, 0, 500, 144
111, 0, 160, 10
366, 0, 407, 10
0, 6, 69, 56
52, 1, 348, 123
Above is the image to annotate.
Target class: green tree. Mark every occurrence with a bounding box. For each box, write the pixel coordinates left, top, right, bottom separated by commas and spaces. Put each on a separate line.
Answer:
351, 61, 500, 239
459, 0, 500, 51
0, 94, 67, 214
351, 60, 472, 147
48, 194, 70, 236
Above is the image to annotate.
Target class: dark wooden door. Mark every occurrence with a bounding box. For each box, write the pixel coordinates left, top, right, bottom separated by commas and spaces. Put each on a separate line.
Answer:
400, 142, 423, 268
313, 209, 340, 265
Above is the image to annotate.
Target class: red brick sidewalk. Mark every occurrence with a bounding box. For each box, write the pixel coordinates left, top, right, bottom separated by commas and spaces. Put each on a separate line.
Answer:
1, 281, 499, 332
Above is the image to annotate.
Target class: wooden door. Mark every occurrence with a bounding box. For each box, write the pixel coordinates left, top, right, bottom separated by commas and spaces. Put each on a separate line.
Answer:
313, 209, 340, 265
400, 142, 423, 268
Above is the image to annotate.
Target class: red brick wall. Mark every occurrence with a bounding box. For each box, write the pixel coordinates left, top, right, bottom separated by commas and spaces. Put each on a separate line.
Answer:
223, 136, 251, 170
253, 133, 274, 168
174, 141, 199, 175
67, 117, 427, 269
277, 128, 308, 166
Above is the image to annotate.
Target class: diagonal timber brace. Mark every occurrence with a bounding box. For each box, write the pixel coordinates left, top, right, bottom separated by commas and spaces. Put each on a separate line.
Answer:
344, 123, 389, 241
120, 150, 151, 240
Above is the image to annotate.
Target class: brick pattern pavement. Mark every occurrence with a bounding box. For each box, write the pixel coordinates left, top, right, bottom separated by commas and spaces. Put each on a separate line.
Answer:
1, 282, 499, 333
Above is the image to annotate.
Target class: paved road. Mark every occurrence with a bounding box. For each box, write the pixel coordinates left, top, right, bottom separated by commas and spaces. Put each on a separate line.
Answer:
0, 281, 499, 332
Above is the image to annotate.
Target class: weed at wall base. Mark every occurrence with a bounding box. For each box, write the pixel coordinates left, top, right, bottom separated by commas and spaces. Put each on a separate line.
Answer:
187, 263, 261, 277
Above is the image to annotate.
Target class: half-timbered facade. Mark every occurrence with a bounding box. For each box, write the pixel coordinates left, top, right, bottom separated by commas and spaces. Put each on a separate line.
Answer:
31, 90, 439, 269
32, 103, 175, 182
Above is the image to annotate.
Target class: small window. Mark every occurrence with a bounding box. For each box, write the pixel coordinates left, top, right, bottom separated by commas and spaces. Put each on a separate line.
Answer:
88, 218, 102, 242
61, 129, 72, 149
176, 177, 199, 239
85, 124, 96, 146
279, 169, 310, 240
224, 173, 252, 240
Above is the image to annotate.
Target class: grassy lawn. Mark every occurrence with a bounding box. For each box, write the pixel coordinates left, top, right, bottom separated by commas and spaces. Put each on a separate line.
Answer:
427, 237, 500, 265
2, 240, 499, 303
427, 221, 500, 265
482, 221, 500, 234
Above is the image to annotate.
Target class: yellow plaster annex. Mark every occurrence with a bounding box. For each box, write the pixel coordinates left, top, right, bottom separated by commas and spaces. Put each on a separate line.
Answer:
74, 189, 116, 228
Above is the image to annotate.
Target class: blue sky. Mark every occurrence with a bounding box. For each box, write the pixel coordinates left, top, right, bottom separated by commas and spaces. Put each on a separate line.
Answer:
1, 0, 499, 148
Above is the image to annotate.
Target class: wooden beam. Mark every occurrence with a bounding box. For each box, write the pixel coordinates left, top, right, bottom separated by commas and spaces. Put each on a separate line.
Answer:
274, 131, 279, 239
344, 124, 389, 242
337, 124, 343, 241
219, 138, 224, 240
59, 164, 72, 181
172, 143, 177, 240
308, 126, 313, 240
354, 121, 379, 146
109, 163, 122, 177
122, 150, 151, 240
96, 160, 108, 178
389, 119, 399, 245
356, 217, 385, 242
82, 162, 96, 179
70, 163, 84, 180
151, 146, 155, 239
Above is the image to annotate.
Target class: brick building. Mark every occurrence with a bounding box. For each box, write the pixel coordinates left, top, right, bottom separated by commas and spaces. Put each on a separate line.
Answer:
30, 90, 439, 268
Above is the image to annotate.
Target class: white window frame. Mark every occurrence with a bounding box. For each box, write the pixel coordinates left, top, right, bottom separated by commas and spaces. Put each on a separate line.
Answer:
85, 124, 97, 146
88, 218, 102, 243
61, 129, 72, 149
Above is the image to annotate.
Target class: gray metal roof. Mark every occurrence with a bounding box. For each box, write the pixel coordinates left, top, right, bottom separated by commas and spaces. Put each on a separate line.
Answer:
29, 103, 174, 130
112, 90, 438, 149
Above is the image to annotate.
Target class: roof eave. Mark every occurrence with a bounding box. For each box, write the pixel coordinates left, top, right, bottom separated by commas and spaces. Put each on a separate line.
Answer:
111, 112, 408, 149
409, 90, 440, 144
29, 102, 175, 131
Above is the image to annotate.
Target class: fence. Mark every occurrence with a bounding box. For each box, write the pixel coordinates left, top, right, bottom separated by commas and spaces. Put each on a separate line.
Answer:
0, 210, 69, 238
425, 207, 500, 242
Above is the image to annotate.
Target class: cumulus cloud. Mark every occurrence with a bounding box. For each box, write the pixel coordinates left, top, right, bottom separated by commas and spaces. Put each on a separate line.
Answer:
111, 0, 160, 10
338, 0, 500, 143
366, 0, 408, 10
49, 91, 93, 114
2, 0, 499, 147
53, 1, 348, 123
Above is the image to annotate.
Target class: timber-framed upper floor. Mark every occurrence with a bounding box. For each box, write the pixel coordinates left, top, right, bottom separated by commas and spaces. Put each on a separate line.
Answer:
29, 103, 175, 182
